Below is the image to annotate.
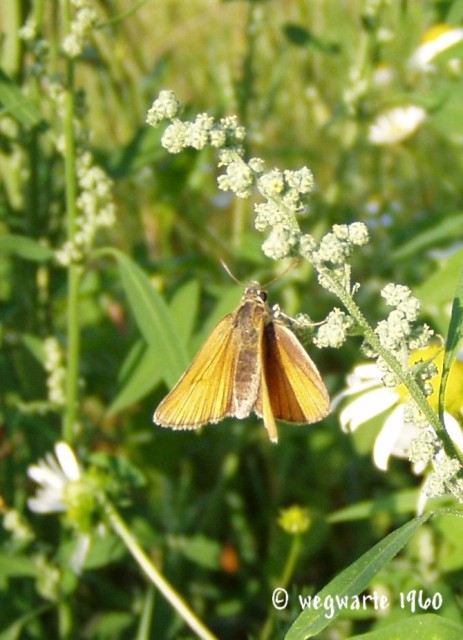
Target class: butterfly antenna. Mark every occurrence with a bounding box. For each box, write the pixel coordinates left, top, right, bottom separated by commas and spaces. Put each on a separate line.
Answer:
263, 259, 300, 287
220, 260, 242, 284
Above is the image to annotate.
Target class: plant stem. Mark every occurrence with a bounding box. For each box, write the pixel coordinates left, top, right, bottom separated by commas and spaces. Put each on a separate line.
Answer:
57, 598, 73, 640
323, 269, 462, 463
103, 498, 218, 640
2, 0, 22, 77
62, 0, 80, 443
260, 534, 302, 640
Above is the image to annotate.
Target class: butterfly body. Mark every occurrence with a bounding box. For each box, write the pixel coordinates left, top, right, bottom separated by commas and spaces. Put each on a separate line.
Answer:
153, 282, 329, 443
230, 283, 267, 418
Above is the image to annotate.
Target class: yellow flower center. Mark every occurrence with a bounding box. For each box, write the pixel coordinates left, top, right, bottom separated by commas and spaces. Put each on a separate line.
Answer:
278, 505, 312, 535
422, 24, 453, 43
397, 344, 463, 416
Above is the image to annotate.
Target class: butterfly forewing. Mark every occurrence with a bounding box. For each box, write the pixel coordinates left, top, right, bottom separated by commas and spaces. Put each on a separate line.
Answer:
260, 321, 330, 424
153, 314, 238, 428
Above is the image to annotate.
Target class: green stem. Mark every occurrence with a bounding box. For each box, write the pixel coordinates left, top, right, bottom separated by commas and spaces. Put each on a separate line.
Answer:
103, 498, 218, 640
57, 598, 73, 640
279, 534, 302, 590
2, 0, 22, 77
135, 585, 155, 640
62, 0, 80, 443
64, 263, 81, 441
323, 269, 462, 463
260, 535, 302, 640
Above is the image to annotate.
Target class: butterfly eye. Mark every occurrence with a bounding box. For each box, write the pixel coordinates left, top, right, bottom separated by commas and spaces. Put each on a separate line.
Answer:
259, 290, 267, 302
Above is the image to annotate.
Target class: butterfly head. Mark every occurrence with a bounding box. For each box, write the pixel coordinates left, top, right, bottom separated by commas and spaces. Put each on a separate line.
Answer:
243, 281, 268, 304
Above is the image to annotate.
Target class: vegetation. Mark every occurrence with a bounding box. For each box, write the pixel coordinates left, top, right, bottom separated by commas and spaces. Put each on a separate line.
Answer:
2, 1, 463, 638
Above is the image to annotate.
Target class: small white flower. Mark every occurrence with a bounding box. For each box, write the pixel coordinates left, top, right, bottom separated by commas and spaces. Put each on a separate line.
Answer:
409, 25, 463, 70
372, 63, 395, 87
28, 442, 81, 513
3, 509, 34, 544
368, 105, 427, 145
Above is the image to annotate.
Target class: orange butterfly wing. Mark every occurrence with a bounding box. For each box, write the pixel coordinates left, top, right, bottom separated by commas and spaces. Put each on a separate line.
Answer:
153, 313, 239, 429
257, 321, 330, 425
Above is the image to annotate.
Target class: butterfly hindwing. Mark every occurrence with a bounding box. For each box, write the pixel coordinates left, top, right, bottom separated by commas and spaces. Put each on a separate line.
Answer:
260, 320, 330, 424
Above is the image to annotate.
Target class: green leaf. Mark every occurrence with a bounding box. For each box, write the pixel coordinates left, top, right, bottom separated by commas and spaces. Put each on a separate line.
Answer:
191, 283, 242, 351
349, 613, 463, 640
21, 333, 46, 365
169, 279, 200, 345
108, 281, 201, 413
83, 611, 134, 638
439, 261, 463, 420
327, 491, 453, 524
284, 513, 432, 639
433, 513, 463, 572
0, 606, 51, 640
108, 340, 161, 414
391, 214, 463, 261
82, 533, 126, 571
415, 248, 463, 330
0, 234, 54, 262
431, 79, 463, 137
0, 69, 43, 129
175, 534, 221, 570
0, 553, 40, 578
101, 249, 189, 388
327, 490, 420, 523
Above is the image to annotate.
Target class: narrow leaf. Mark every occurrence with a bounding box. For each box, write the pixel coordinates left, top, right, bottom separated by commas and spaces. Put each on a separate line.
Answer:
0, 234, 54, 262
439, 261, 463, 421
350, 613, 463, 640
0, 553, 40, 578
102, 249, 189, 388
108, 341, 161, 414
169, 279, 200, 345
392, 214, 463, 260
0, 605, 51, 640
285, 513, 432, 639
0, 69, 43, 129
327, 489, 420, 523
191, 284, 242, 351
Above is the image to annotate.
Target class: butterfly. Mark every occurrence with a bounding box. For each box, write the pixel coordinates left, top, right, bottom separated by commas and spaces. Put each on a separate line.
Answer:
153, 282, 330, 442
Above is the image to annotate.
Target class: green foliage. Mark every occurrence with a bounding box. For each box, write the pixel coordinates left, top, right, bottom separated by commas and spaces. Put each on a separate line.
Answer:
349, 613, 463, 640
2, 1, 463, 639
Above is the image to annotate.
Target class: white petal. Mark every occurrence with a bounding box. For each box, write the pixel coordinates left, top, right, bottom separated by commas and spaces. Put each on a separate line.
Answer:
331, 379, 382, 409
344, 364, 384, 391
416, 478, 431, 515
331, 364, 384, 410
44, 452, 62, 476
391, 421, 421, 457
368, 106, 427, 145
373, 406, 405, 470
55, 442, 81, 481
27, 464, 66, 490
339, 387, 398, 432
348, 363, 384, 381
412, 460, 427, 475
28, 494, 66, 513
443, 413, 463, 452
409, 28, 463, 69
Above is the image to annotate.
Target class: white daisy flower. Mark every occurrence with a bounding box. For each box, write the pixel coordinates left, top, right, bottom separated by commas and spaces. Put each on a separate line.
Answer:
409, 24, 463, 70
368, 105, 427, 145
28, 441, 82, 513
372, 63, 395, 87
333, 346, 463, 472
